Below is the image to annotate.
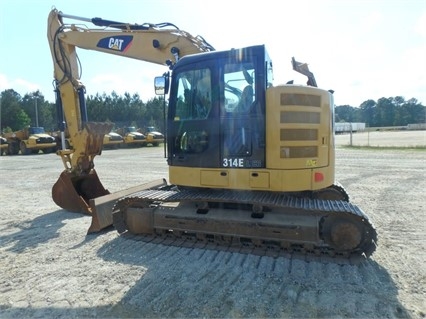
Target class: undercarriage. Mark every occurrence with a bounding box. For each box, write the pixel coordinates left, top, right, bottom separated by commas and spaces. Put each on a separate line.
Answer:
108, 180, 377, 264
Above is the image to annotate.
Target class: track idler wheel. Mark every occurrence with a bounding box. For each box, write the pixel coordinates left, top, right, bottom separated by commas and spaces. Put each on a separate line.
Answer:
321, 215, 363, 252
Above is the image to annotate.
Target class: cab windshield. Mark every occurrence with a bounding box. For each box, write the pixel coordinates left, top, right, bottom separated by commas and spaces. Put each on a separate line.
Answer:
28, 127, 45, 134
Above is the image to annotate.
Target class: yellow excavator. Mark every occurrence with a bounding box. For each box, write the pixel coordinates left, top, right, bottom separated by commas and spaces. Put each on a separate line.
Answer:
48, 8, 377, 262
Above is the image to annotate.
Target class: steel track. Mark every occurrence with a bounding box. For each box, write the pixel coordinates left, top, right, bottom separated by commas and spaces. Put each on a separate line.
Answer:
112, 186, 377, 264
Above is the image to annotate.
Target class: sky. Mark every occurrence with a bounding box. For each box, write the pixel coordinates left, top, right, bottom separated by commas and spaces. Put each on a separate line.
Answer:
0, 0, 425, 107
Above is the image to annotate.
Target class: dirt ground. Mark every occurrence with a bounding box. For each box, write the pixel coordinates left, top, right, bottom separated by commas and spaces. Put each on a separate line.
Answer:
0, 131, 425, 318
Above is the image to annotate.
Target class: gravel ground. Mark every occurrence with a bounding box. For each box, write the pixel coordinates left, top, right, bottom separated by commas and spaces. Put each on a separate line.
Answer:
0, 131, 425, 318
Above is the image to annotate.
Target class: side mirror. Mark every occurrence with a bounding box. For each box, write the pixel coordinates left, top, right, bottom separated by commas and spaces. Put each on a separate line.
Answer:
154, 73, 169, 95
154, 76, 165, 95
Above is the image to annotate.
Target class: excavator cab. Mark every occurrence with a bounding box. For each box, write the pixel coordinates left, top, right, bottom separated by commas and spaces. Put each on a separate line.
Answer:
166, 45, 267, 181
166, 45, 337, 195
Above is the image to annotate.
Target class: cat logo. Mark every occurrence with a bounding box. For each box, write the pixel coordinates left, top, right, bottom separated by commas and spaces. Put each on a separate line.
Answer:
306, 159, 317, 167
109, 38, 124, 50
97, 35, 133, 52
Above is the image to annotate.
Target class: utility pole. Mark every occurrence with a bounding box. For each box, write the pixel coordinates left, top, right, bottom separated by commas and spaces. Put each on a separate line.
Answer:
34, 96, 39, 127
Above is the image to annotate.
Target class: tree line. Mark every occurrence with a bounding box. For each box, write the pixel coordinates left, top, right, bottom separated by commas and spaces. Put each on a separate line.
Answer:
335, 97, 425, 127
0, 89, 166, 134
1, 89, 424, 133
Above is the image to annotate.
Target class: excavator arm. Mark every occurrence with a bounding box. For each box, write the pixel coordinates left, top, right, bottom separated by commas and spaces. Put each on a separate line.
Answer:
291, 57, 317, 87
47, 8, 213, 215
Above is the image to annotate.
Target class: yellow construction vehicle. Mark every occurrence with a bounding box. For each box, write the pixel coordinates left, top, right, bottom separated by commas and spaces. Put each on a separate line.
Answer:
115, 126, 146, 147
103, 131, 123, 149
47, 8, 377, 262
4, 127, 56, 155
141, 126, 164, 146
0, 136, 8, 155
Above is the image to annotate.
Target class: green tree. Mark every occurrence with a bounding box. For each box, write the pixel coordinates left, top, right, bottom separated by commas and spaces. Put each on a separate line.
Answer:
1, 89, 31, 131
87, 93, 108, 122
358, 97, 424, 127
86, 91, 148, 129
119, 92, 145, 125
376, 97, 397, 126
335, 105, 361, 122
15, 109, 32, 129
400, 98, 425, 125
359, 99, 377, 126
21, 91, 55, 130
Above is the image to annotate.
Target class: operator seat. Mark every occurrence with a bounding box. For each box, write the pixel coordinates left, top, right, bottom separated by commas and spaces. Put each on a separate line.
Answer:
238, 85, 253, 112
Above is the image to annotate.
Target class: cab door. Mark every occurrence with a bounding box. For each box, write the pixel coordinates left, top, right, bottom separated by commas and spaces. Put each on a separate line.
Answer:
168, 66, 222, 168
220, 61, 265, 169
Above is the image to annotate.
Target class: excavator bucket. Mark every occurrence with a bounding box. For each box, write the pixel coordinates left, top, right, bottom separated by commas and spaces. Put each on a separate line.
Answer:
52, 170, 110, 215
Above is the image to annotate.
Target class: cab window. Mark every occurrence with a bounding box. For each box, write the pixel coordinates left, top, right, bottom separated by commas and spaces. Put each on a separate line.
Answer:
223, 63, 255, 114
175, 68, 212, 120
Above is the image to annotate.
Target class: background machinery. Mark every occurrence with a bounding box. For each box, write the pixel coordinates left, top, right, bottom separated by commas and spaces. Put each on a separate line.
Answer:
115, 126, 146, 147
48, 9, 377, 262
4, 126, 56, 155
141, 126, 164, 146
103, 130, 124, 149
0, 136, 8, 155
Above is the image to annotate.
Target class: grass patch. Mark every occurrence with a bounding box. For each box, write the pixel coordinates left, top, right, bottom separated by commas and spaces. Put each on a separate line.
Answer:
340, 145, 426, 151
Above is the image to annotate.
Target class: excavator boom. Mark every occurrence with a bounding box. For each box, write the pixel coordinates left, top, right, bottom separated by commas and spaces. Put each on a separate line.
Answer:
47, 8, 213, 215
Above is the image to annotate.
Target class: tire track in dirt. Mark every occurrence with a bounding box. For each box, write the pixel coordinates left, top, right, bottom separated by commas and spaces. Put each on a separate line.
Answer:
98, 234, 409, 318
